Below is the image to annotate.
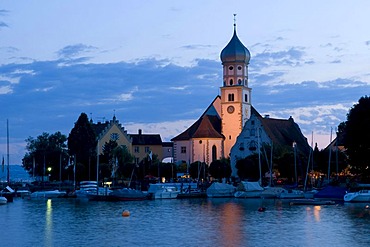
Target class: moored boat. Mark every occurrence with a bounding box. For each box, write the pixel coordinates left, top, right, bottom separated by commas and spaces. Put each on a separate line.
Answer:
148, 184, 180, 199
0, 196, 7, 205
288, 199, 336, 206
206, 182, 236, 198
30, 190, 66, 199
344, 190, 370, 202
110, 188, 148, 201
278, 189, 305, 199
234, 181, 264, 198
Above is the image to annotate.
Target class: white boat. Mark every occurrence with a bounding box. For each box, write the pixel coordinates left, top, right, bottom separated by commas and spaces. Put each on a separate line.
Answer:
206, 182, 236, 198
148, 184, 180, 199
0, 196, 7, 205
75, 181, 112, 200
234, 181, 264, 198
260, 187, 285, 199
30, 190, 66, 199
278, 189, 305, 199
344, 190, 370, 202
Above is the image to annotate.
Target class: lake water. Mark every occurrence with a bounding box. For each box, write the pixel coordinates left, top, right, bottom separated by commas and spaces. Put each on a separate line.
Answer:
1, 197, 370, 247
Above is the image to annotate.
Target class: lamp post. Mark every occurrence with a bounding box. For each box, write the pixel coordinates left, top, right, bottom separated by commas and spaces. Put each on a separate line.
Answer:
47, 167, 52, 182
293, 141, 297, 184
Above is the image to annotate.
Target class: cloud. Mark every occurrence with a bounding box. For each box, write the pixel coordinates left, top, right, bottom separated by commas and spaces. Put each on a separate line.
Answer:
1, 54, 367, 163
57, 44, 98, 59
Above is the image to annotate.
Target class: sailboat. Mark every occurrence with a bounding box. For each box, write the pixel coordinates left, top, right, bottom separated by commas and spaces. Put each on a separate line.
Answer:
1, 119, 15, 202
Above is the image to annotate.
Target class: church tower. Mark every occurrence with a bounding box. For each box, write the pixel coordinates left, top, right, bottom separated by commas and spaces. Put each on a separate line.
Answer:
220, 17, 252, 157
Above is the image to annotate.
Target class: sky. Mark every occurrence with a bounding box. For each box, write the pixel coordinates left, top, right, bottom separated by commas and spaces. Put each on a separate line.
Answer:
1, 0, 369, 165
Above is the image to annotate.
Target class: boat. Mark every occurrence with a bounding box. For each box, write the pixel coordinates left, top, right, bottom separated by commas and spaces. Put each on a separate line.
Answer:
313, 185, 347, 201
1, 186, 15, 202
148, 184, 180, 199
0, 196, 7, 205
30, 190, 67, 199
278, 189, 305, 199
75, 181, 112, 200
260, 186, 285, 199
110, 188, 148, 201
234, 181, 264, 198
344, 190, 370, 202
288, 199, 336, 205
177, 188, 207, 199
206, 182, 236, 198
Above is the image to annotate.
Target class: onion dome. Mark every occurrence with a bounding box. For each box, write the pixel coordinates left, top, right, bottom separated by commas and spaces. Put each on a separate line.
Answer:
220, 25, 250, 64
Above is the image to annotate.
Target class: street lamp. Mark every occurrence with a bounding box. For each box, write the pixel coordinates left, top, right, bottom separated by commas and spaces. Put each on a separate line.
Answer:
47, 167, 52, 181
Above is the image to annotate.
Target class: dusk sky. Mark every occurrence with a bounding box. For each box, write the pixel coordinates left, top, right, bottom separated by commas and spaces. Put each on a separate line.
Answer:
1, 1, 369, 165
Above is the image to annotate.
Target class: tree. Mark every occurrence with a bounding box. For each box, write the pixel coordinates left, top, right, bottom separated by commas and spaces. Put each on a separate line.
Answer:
68, 113, 97, 181
209, 158, 231, 180
22, 131, 68, 181
343, 96, 370, 176
189, 161, 208, 180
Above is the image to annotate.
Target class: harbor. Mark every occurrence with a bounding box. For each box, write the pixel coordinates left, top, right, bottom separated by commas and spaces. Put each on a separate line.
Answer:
1, 196, 370, 246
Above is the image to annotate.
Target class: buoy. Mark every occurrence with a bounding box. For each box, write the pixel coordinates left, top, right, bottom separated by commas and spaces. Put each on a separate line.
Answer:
122, 210, 130, 217
258, 207, 266, 212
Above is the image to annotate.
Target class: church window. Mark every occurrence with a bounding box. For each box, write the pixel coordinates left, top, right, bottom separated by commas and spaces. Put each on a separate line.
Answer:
181, 146, 186, 153
212, 145, 217, 162
238, 66, 242, 70
134, 146, 140, 153
245, 94, 248, 102
229, 135, 232, 140
229, 79, 233, 85
238, 79, 242, 85
199, 140, 202, 144
229, 66, 233, 70
228, 94, 234, 101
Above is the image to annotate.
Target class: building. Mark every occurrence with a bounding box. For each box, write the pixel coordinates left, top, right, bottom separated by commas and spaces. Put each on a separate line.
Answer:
172, 21, 251, 165
92, 115, 171, 163
230, 107, 311, 178
171, 20, 311, 180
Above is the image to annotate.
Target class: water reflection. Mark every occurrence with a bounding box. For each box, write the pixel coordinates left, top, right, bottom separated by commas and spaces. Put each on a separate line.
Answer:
45, 199, 53, 246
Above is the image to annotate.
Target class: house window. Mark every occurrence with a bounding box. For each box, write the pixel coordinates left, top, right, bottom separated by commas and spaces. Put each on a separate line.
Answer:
239, 142, 245, 151
250, 129, 255, 136
145, 147, 150, 153
249, 140, 257, 151
134, 146, 140, 153
181, 146, 186, 154
251, 120, 255, 125
135, 157, 139, 164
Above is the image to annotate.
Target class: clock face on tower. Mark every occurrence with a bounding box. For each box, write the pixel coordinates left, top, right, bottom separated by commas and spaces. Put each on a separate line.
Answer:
227, 106, 235, 114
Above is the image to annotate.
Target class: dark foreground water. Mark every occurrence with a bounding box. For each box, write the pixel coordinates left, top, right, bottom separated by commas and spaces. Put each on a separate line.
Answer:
1, 197, 370, 247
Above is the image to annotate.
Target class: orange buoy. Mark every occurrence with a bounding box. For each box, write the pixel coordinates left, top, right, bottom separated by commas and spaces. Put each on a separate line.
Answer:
122, 210, 130, 217
258, 207, 266, 212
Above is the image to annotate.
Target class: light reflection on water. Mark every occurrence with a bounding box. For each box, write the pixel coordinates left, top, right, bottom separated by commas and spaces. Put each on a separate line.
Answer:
0, 198, 370, 247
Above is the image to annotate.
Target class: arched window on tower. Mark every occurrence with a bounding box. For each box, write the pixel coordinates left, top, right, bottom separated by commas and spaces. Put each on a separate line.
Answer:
238, 79, 242, 85
228, 94, 234, 102
229, 79, 233, 85
212, 145, 217, 162
245, 94, 248, 102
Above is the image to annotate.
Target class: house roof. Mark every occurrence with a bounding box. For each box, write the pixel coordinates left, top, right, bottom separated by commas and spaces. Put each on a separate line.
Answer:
171, 115, 224, 141
130, 133, 162, 145
252, 107, 310, 154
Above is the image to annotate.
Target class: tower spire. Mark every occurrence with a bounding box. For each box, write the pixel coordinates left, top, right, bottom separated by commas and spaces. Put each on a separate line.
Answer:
233, 14, 237, 29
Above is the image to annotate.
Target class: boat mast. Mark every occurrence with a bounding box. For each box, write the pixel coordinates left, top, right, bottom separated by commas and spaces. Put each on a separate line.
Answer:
327, 127, 333, 181
6, 119, 10, 184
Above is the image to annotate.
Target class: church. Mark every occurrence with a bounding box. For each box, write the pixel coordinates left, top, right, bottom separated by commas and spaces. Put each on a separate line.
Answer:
171, 21, 310, 178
